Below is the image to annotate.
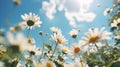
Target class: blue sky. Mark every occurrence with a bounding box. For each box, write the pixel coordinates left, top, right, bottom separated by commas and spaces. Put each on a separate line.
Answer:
0, 0, 113, 46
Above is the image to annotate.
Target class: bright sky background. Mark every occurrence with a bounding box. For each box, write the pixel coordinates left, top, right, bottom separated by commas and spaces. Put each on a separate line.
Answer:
0, 0, 113, 46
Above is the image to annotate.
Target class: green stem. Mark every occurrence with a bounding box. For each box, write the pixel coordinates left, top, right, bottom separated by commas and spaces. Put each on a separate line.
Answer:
95, 44, 99, 51
79, 56, 83, 67
52, 43, 58, 57
27, 28, 31, 37
40, 35, 45, 59
80, 62, 83, 67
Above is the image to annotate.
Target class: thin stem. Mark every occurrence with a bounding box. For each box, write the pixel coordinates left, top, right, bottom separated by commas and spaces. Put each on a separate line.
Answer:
74, 37, 79, 43
79, 55, 83, 67
68, 37, 72, 47
95, 44, 99, 52
27, 28, 31, 37
52, 43, 58, 57
80, 62, 83, 67
40, 35, 45, 59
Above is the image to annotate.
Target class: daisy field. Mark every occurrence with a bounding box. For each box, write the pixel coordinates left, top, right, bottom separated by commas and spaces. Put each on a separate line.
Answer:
0, 0, 120, 67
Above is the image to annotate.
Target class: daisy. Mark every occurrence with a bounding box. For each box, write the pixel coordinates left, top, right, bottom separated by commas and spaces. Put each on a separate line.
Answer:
10, 22, 26, 33
7, 32, 33, 52
0, 45, 6, 53
104, 8, 112, 16
0, 61, 5, 67
16, 62, 26, 67
64, 63, 74, 67
41, 60, 56, 67
50, 27, 61, 34
114, 35, 120, 40
111, 18, 120, 29
13, 0, 21, 5
69, 43, 81, 58
27, 37, 35, 44
74, 59, 89, 67
69, 29, 79, 38
33, 61, 42, 67
60, 45, 69, 54
21, 12, 42, 29
27, 45, 42, 56
51, 33, 68, 45
80, 27, 111, 50
0, 36, 7, 45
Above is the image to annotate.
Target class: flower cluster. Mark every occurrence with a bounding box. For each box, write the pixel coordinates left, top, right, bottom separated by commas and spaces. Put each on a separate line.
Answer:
0, 0, 120, 67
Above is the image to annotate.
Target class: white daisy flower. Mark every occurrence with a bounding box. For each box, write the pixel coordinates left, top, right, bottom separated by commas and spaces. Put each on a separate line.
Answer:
69, 43, 81, 58
16, 63, 26, 67
64, 63, 74, 67
10, 22, 26, 33
33, 61, 42, 67
27, 45, 42, 56
41, 60, 56, 67
114, 35, 120, 40
80, 27, 111, 50
50, 27, 61, 34
0, 36, 7, 45
111, 18, 120, 29
60, 45, 69, 54
52, 33, 68, 45
0, 45, 6, 53
21, 12, 42, 29
27, 37, 35, 44
69, 29, 79, 38
0, 61, 5, 67
104, 8, 112, 16
74, 59, 89, 67
7, 32, 33, 52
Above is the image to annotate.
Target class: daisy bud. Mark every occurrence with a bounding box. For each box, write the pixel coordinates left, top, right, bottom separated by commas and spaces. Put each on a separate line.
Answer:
39, 31, 43, 35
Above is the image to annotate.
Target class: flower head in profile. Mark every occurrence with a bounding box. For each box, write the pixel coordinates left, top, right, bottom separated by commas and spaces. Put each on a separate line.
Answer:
52, 33, 68, 45
33, 61, 42, 67
69, 29, 79, 38
104, 8, 112, 16
80, 27, 111, 51
41, 60, 56, 67
74, 59, 89, 67
21, 12, 42, 29
7, 32, 33, 52
0, 45, 6, 54
13, 0, 21, 5
27, 45, 42, 56
10, 22, 26, 33
111, 18, 120, 29
114, 35, 120, 40
60, 45, 69, 54
50, 27, 61, 34
69, 43, 81, 58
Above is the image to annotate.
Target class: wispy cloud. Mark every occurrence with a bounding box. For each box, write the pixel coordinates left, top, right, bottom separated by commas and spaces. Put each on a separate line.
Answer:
42, 0, 96, 27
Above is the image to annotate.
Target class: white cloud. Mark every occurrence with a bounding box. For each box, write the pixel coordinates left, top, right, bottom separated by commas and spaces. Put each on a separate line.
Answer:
42, 0, 96, 27
42, 0, 56, 19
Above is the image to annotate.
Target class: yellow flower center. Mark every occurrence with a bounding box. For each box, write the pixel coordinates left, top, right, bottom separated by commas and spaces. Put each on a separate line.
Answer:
0, 48, 3, 51
62, 49, 68, 53
57, 38, 62, 44
46, 62, 52, 67
36, 64, 41, 67
74, 47, 80, 53
89, 35, 99, 43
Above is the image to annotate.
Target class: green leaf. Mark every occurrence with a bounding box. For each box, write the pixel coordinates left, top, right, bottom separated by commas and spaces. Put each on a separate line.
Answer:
111, 61, 120, 67
83, 52, 89, 59
44, 44, 52, 50
58, 55, 64, 62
